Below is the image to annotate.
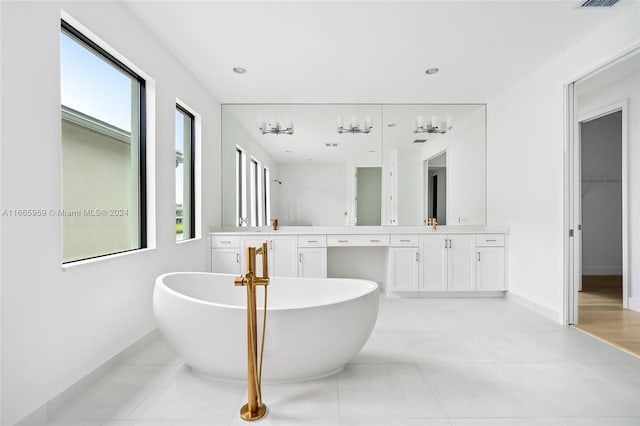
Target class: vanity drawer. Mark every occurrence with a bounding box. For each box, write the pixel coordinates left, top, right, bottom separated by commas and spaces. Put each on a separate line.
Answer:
297, 235, 327, 247
211, 235, 241, 248
327, 234, 390, 247
390, 235, 419, 247
476, 234, 504, 247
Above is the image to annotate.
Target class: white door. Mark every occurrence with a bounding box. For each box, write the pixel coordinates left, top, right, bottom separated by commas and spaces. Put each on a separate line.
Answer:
390, 248, 420, 291
420, 235, 447, 291
211, 249, 241, 274
271, 236, 298, 277
476, 247, 505, 291
447, 235, 476, 291
298, 248, 327, 278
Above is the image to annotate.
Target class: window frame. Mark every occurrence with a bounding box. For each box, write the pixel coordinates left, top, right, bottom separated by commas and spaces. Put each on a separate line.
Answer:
249, 157, 261, 226
263, 166, 271, 225
61, 19, 147, 263
176, 103, 196, 240
236, 146, 247, 226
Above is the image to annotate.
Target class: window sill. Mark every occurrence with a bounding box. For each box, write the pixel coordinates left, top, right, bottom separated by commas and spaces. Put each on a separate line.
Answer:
61, 247, 156, 271
176, 236, 202, 245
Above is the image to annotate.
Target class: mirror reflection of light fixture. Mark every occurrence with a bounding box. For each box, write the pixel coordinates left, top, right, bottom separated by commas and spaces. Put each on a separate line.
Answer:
337, 115, 372, 134
414, 115, 453, 134
257, 116, 294, 135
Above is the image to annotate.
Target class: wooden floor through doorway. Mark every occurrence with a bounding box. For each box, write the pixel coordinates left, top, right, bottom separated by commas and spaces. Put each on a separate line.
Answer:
574, 275, 640, 357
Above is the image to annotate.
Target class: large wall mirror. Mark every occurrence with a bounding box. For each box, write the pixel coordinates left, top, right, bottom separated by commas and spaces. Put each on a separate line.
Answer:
222, 104, 485, 227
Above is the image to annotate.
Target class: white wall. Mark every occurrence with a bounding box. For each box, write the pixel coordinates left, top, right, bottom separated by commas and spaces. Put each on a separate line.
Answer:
276, 163, 347, 226
0, 2, 221, 424
580, 112, 623, 275
487, 3, 640, 320
577, 68, 640, 308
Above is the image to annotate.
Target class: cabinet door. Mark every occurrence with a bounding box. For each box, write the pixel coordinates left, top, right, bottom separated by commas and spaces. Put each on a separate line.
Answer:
476, 247, 505, 291
447, 235, 476, 291
270, 236, 298, 277
390, 248, 420, 291
298, 248, 327, 278
211, 249, 240, 274
420, 235, 447, 291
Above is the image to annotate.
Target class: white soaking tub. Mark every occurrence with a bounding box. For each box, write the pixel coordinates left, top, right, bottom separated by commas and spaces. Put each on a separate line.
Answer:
153, 272, 379, 382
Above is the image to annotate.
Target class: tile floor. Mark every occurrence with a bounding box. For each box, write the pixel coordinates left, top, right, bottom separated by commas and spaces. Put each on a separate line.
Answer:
29, 296, 640, 426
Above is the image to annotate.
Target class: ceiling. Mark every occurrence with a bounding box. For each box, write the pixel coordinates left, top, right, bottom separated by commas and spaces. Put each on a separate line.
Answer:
124, 1, 632, 104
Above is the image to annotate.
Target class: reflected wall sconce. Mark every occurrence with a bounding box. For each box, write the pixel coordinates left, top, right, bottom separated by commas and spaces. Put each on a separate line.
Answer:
414, 115, 453, 134
337, 115, 372, 134
257, 117, 294, 135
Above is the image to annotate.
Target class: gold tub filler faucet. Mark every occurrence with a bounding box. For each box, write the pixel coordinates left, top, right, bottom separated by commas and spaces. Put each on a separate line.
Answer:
234, 242, 270, 421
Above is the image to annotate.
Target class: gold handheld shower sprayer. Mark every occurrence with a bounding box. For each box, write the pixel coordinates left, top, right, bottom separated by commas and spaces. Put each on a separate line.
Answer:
234, 242, 269, 421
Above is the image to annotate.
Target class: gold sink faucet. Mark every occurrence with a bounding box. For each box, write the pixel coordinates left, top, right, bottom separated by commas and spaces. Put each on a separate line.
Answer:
234, 242, 269, 421
427, 217, 438, 230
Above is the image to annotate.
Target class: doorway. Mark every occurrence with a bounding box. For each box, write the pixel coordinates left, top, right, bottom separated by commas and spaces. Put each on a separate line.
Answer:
423, 151, 447, 225
566, 48, 640, 355
576, 111, 628, 346
355, 167, 382, 226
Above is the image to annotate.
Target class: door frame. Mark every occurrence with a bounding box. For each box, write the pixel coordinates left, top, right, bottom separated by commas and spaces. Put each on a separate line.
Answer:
579, 101, 629, 306
563, 46, 637, 325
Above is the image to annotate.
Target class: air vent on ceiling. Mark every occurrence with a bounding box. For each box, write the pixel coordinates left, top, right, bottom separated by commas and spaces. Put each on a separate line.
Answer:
413, 139, 427, 144
579, 0, 619, 7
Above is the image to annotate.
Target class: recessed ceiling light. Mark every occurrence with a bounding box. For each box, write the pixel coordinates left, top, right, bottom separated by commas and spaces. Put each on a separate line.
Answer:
307, 158, 313, 161
233, 67, 246, 74
368, 150, 375, 153
425, 67, 439, 75
285, 150, 292, 153
387, 123, 397, 127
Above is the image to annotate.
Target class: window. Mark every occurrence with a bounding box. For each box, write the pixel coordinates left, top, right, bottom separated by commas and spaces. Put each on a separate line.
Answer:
60, 20, 146, 263
175, 105, 195, 241
263, 166, 271, 225
249, 158, 261, 226
236, 146, 247, 226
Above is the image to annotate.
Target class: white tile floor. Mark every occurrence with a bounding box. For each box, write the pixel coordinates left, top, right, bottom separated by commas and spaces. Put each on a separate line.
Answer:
30, 296, 640, 426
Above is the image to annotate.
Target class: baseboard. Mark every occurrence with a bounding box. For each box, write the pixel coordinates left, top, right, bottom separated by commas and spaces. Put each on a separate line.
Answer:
17, 328, 160, 426
505, 291, 561, 323
388, 291, 505, 298
582, 266, 622, 275
629, 297, 640, 312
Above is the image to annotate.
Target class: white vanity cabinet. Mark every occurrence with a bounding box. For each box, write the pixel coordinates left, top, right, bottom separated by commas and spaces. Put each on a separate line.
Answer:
420, 234, 476, 291
211, 229, 506, 294
476, 234, 506, 291
388, 235, 420, 292
240, 235, 298, 277
210, 236, 241, 274
297, 236, 327, 278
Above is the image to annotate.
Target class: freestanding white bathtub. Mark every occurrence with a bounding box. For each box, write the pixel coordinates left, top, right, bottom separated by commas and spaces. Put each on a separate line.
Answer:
153, 272, 379, 382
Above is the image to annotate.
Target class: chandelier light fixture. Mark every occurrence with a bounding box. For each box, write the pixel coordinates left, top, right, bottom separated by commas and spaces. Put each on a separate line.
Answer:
257, 117, 294, 135
337, 115, 372, 134
414, 115, 453, 134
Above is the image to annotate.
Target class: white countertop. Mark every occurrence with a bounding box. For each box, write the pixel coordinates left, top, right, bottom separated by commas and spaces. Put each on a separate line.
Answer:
209, 225, 508, 235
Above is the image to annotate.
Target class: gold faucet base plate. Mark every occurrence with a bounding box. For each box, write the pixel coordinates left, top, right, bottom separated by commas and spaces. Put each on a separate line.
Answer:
240, 403, 267, 421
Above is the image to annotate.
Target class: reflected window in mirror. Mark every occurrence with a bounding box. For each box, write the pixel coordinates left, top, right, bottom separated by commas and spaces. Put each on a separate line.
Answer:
236, 146, 247, 226
250, 157, 262, 226
263, 167, 271, 225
